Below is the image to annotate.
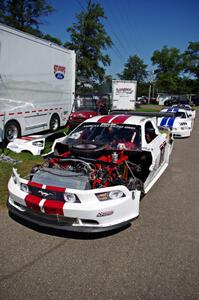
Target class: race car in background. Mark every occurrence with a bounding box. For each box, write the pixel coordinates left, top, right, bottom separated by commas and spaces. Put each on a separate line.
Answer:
171, 104, 196, 120
158, 107, 194, 138
66, 94, 109, 130
6, 132, 66, 155
7, 114, 173, 233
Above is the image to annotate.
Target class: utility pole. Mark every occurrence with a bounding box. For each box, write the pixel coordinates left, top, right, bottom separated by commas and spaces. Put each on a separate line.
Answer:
148, 68, 155, 104
148, 84, 152, 104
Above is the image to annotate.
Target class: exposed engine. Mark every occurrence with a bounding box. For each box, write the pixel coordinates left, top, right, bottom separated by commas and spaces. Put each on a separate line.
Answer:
30, 150, 144, 191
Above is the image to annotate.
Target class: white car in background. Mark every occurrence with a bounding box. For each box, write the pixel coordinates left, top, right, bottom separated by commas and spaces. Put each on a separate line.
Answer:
171, 104, 196, 120
7, 135, 45, 156
158, 107, 194, 138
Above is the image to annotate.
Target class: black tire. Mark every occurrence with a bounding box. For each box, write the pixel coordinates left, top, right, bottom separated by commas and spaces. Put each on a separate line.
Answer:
50, 114, 60, 132
164, 101, 169, 106
5, 121, 21, 143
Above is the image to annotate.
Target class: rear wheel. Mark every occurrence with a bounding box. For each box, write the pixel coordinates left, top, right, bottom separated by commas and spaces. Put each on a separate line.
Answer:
50, 114, 60, 131
5, 121, 21, 143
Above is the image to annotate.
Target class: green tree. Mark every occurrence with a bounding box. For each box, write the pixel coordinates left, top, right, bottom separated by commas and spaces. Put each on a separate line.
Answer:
43, 34, 62, 46
0, 1, 6, 21
0, 0, 54, 36
183, 42, 199, 79
94, 74, 112, 93
117, 55, 147, 83
65, 0, 112, 86
151, 46, 184, 93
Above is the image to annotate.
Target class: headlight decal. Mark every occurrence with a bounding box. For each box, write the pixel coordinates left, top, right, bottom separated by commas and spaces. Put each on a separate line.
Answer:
63, 192, 80, 203
21, 183, 29, 193
32, 141, 44, 147
96, 190, 125, 201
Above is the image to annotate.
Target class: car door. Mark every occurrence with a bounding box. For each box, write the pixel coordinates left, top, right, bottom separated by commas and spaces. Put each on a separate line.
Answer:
143, 121, 168, 192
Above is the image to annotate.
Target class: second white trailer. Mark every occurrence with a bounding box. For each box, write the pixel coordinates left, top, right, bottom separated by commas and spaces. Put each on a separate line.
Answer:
111, 80, 137, 111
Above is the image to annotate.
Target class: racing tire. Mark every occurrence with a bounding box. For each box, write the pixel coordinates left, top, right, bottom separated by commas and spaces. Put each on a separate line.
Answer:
5, 121, 21, 143
50, 114, 60, 132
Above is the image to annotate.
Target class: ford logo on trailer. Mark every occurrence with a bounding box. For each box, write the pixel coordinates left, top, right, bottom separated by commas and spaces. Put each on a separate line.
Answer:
55, 72, 64, 79
54, 65, 66, 80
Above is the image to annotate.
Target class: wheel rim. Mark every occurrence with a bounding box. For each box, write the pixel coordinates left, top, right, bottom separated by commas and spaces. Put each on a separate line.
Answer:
6, 125, 18, 141
51, 116, 59, 131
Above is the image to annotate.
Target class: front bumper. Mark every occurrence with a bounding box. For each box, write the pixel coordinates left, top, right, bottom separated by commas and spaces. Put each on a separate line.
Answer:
7, 200, 133, 233
8, 173, 140, 233
172, 128, 191, 138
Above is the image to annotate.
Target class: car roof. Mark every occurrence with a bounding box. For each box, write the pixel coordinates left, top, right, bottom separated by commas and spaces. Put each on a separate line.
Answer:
161, 108, 187, 113
83, 114, 153, 126
172, 104, 191, 109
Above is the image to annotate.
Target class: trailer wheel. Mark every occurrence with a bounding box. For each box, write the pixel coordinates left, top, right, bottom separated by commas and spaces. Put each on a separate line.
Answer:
50, 114, 60, 131
5, 121, 21, 143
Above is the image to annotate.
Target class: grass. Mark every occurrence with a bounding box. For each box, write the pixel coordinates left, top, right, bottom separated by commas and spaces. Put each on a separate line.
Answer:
0, 127, 68, 209
136, 104, 163, 112
0, 150, 43, 208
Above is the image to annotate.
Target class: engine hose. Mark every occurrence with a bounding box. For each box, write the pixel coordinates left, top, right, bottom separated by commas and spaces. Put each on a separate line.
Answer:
125, 161, 136, 179
56, 158, 94, 172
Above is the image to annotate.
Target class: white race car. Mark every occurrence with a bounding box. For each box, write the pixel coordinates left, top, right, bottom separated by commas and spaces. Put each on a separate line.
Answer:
7, 135, 45, 155
158, 107, 194, 138
7, 114, 173, 233
6, 132, 66, 156
171, 104, 196, 120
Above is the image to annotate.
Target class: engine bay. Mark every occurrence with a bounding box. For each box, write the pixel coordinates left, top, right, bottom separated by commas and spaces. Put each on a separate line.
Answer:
30, 148, 146, 192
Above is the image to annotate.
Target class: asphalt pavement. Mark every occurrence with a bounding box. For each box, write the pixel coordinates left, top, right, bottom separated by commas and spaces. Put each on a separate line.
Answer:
0, 116, 199, 300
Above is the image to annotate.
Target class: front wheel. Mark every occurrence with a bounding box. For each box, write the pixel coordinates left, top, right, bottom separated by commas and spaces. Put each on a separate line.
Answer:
50, 114, 60, 132
5, 121, 21, 143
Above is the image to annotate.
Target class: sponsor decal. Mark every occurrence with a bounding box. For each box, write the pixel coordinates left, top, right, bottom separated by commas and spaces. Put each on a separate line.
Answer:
159, 141, 166, 150
97, 210, 113, 217
38, 190, 53, 198
115, 88, 133, 94
54, 65, 66, 79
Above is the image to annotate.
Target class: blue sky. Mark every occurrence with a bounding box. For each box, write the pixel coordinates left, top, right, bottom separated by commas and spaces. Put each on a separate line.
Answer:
40, 0, 199, 78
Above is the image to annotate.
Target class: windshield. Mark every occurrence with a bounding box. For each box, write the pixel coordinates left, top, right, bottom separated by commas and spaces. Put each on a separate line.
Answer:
174, 112, 186, 118
65, 123, 142, 151
74, 98, 98, 112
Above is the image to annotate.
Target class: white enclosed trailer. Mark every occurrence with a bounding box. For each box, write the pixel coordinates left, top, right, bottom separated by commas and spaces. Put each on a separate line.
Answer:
111, 80, 137, 111
0, 24, 76, 142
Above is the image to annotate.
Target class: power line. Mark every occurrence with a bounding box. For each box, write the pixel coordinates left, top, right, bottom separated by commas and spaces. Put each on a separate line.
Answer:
104, 1, 131, 58
75, 0, 85, 11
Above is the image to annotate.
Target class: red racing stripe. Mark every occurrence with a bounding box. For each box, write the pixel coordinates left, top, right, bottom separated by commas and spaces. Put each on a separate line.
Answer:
97, 115, 116, 123
20, 136, 34, 140
111, 115, 130, 124
28, 181, 43, 188
25, 194, 41, 212
43, 200, 64, 215
46, 185, 66, 192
